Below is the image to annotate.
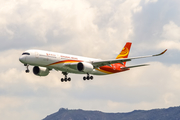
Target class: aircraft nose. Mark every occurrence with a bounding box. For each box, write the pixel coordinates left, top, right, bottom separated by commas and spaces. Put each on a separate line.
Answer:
19, 56, 25, 63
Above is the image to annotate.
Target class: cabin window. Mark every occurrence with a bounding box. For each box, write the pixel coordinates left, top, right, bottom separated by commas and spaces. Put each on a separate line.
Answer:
22, 52, 30, 55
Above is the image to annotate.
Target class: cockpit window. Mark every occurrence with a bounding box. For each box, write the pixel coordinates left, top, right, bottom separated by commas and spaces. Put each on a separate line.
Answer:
22, 52, 30, 55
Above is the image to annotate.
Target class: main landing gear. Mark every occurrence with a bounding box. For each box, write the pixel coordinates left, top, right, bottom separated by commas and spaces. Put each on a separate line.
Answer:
24, 64, 30, 73
83, 73, 93, 81
60, 72, 94, 82
61, 72, 71, 82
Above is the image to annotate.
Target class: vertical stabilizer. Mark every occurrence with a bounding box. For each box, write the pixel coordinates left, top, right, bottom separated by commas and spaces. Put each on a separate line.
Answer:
116, 42, 132, 65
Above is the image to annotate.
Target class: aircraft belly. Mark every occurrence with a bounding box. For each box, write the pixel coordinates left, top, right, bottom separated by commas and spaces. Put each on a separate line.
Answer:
46, 60, 119, 76
53, 63, 83, 74
91, 69, 109, 75
51, 63, 106, 75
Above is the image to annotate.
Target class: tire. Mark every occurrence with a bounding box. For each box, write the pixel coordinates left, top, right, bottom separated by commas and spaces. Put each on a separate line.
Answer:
68, 78, 71, 81
26, 70, 29, 73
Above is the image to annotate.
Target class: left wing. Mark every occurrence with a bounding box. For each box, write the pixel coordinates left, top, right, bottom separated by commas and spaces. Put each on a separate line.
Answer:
92, 49, 167, 68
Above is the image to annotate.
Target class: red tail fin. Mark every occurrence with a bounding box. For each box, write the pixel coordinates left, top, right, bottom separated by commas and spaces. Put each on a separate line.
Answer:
116, 42, 132, 65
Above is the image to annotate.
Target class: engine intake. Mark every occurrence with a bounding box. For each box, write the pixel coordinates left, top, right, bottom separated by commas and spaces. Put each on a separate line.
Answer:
33, 66, 49, 76
77, 62, 93, 73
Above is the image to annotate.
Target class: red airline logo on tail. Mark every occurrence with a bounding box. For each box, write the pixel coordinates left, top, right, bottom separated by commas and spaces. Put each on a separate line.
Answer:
116, 47, 129, 59
116, 42, 132, 59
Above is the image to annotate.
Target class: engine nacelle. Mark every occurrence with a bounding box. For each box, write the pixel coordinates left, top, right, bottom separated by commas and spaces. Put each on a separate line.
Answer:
33, 66, 49, 76
77, 62, 94, 73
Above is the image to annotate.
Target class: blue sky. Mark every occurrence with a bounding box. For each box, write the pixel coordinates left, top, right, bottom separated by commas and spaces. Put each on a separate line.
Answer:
0, 0, 180, 120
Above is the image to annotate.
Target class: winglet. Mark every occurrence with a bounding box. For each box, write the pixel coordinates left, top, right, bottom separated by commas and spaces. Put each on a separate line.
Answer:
153, 49, 167, 56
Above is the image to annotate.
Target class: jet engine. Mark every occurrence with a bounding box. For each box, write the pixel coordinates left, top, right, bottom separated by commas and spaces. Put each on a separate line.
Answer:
77, 62, 94, 73
33, 66, 50, 76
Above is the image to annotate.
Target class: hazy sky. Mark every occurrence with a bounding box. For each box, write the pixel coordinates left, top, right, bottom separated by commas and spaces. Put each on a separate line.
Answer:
0, 0, 180, 120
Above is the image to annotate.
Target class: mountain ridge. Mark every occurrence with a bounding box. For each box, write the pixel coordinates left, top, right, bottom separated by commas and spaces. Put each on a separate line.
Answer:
43, 106, 180, 120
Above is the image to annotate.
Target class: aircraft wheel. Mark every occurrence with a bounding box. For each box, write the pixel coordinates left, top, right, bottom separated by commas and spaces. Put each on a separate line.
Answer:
25, 70, 30, 73
68, 77, 71, 81
61, 78, 64, 82
87, 76, 89, 80
83, 77, 86, 80
64, 78, 67, 82
90, 76, 93, 80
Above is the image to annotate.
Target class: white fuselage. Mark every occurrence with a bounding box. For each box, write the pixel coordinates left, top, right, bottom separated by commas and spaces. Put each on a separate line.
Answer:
19, 49, 107, 75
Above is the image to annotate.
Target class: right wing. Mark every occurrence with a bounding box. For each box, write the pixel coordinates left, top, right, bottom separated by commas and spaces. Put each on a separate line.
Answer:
92, 49, 167, 68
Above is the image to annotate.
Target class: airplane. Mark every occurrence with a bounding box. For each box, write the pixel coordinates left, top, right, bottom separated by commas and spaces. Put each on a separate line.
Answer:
19, 42, 167, 82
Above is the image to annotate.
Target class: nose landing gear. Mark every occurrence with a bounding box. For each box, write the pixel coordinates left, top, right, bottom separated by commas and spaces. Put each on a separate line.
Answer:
24, 64, 30, 73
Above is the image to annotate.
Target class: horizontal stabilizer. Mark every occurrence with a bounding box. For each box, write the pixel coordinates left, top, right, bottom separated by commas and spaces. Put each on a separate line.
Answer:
121, 64, 149, 70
